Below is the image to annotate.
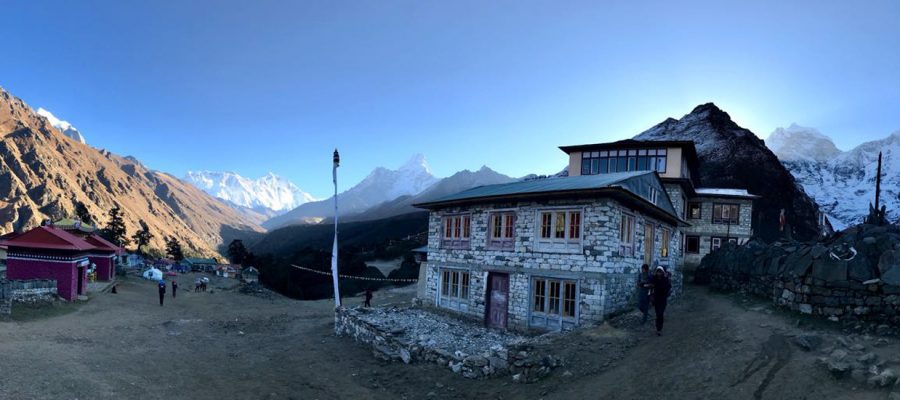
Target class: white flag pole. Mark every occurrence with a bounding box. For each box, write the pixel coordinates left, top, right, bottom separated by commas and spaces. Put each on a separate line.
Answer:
331, 149, 342, 308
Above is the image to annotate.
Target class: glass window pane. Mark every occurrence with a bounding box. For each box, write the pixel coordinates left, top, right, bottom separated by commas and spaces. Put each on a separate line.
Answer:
617, 157, 627, 172
599, 158, 608, 174
658, 149, 667, 155
461, 273, 469, 298
637, 156, 648, 170
581, 159, 591, 175
533, 279, 545, 312
648, 149, 657, 156
656, 156, 667, 173
591, 158, 600, 175
628, 150, 637, 156
555, 212, 566, 239
599, 151, 608, 157
628, 157, 636, 171
549, 281, 561, 315
638, 149, 647, 156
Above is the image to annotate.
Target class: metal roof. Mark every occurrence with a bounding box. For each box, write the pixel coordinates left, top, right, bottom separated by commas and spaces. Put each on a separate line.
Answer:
694, 188, 759, 199
414, 171, 683, 224
0, 226, 97, 252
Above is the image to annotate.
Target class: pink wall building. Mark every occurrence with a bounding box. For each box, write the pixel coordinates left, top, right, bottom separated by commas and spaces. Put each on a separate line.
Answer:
1, 226, 107, 301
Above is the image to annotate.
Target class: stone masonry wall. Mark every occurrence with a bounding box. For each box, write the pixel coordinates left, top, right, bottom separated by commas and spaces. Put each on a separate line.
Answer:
422, 196, 683, 331
335, 306, 562, 382
0, 279, 58, 315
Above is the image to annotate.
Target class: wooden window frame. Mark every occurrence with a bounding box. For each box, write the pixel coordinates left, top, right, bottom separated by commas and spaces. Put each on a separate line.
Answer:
439, 268, 470, 300
537, 210, 582, 245
712, 203, 740, 225
441, 213, 472, 249
711, 236, 738, 252
660, 228, 671, 258
688, 202, 702, 220
619, 213, 636, 256
531, 277, 578, 318
487, 211, 516, 250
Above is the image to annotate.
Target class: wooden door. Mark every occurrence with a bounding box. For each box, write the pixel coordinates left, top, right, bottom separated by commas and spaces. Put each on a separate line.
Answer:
643, 224, 654, 265
486, 273, 509, 329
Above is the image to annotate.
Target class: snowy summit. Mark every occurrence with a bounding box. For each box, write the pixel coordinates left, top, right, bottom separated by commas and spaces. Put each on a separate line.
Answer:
35, 107, 87, 144
183, 171, 317, 213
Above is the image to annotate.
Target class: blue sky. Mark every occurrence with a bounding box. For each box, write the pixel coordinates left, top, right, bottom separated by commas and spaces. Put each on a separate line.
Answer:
1, 1, 898, 197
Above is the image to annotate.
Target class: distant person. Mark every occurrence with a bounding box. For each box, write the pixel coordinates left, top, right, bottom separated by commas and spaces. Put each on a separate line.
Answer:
651, 266, 672, 336
111, 284, 118, 294
172, 280, 178, 298
158, 280, 166, 306
364, 288, 373, 308
636, 264, 652, 325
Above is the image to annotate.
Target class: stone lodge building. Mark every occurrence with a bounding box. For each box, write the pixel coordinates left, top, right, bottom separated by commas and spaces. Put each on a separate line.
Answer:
560, 139, 757, 271
414, 139, 757, 331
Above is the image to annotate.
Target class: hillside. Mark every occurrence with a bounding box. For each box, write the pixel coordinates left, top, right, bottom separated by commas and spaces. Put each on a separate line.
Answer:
767, 124, 900, 229
634, 103, 822, 241
0, 86, 263, 256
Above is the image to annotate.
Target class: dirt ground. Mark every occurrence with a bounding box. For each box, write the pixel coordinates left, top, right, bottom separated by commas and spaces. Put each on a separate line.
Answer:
0, 274, 896, 400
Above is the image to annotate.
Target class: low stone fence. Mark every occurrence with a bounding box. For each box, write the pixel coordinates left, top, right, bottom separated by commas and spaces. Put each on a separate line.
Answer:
701, 224, 900, 323
335, 306, 562, 382
0, 279, 59, 315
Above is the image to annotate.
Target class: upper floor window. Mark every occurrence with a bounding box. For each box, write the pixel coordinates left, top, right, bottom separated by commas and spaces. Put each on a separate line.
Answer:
442, 214, 471, 248
581, 148, 667, 175
648, 186, 659, 204
688, 202, 702, 219
539, 211, 581, 242
619, 213, 635, 256
712, 204, 740, 224
488, 212, 516, 250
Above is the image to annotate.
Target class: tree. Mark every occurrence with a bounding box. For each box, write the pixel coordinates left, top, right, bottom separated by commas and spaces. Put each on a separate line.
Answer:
227, 239, 249, 264
131, 220, 154, 254
165, 236, 184, 261
102, 205, 130, 247
74, 201, 93, 226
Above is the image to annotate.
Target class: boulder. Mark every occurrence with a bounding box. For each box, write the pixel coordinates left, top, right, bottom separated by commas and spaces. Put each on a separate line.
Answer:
812, 258, 848, 284
793, 335, 823, 352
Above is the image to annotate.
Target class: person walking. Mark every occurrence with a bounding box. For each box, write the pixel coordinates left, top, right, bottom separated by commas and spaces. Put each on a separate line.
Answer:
172, 280, 178, 298
651, 266, 672, 336
364, 288, 373, 308
158, 280, 166, 306
636, 264, 653, 325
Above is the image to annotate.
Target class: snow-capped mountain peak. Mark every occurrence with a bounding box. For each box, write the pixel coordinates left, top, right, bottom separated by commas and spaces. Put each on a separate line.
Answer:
183, 171, 317, 212
35, 107, 86, 144
766, 126, 900, 230
400, 153, 432, 175
766, 123, 841, 163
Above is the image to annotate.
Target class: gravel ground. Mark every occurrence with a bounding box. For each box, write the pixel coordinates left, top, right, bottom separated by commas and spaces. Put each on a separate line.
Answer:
0, 275, 897, 400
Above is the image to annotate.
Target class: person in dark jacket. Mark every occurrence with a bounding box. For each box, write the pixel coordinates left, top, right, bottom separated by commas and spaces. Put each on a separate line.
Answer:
651, 266, 672, 336
364, 288, 373, 308
636, 264, 652, 324
158, 280, 166, 306
172, 280, 178, 298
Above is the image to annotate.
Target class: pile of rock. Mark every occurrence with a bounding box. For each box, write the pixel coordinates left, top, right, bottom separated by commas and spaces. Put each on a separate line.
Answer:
335, 306, 562, 381
817, 335, 900, 391
238, 282, 276, 300
698, 223, 900, 323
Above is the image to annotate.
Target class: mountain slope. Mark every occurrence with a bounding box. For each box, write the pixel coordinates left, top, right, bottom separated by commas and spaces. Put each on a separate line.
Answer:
262, 154, 439, 229
335, 166, 517, 223
35, 107, 86, 144
634, 103, 822, 241
0, 86, 262, 256
767, 126, 900, 230
184, 170, 316, 215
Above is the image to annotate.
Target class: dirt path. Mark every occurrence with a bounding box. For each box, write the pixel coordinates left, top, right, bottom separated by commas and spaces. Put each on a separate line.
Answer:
0, 277, 894, 399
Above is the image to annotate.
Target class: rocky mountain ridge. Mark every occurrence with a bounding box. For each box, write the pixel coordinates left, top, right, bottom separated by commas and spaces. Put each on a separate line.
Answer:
634, 103, 822, 241
0, 86, 263, 256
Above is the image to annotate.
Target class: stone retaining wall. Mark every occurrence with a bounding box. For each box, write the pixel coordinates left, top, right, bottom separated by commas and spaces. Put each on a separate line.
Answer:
702, 224, 900, 323
335, 306, 561, 382
0, 279, 59, 314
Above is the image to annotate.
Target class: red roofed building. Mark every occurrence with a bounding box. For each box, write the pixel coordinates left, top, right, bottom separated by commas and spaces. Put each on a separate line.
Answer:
0, 226, 98, 300
84, 234, 122, 281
